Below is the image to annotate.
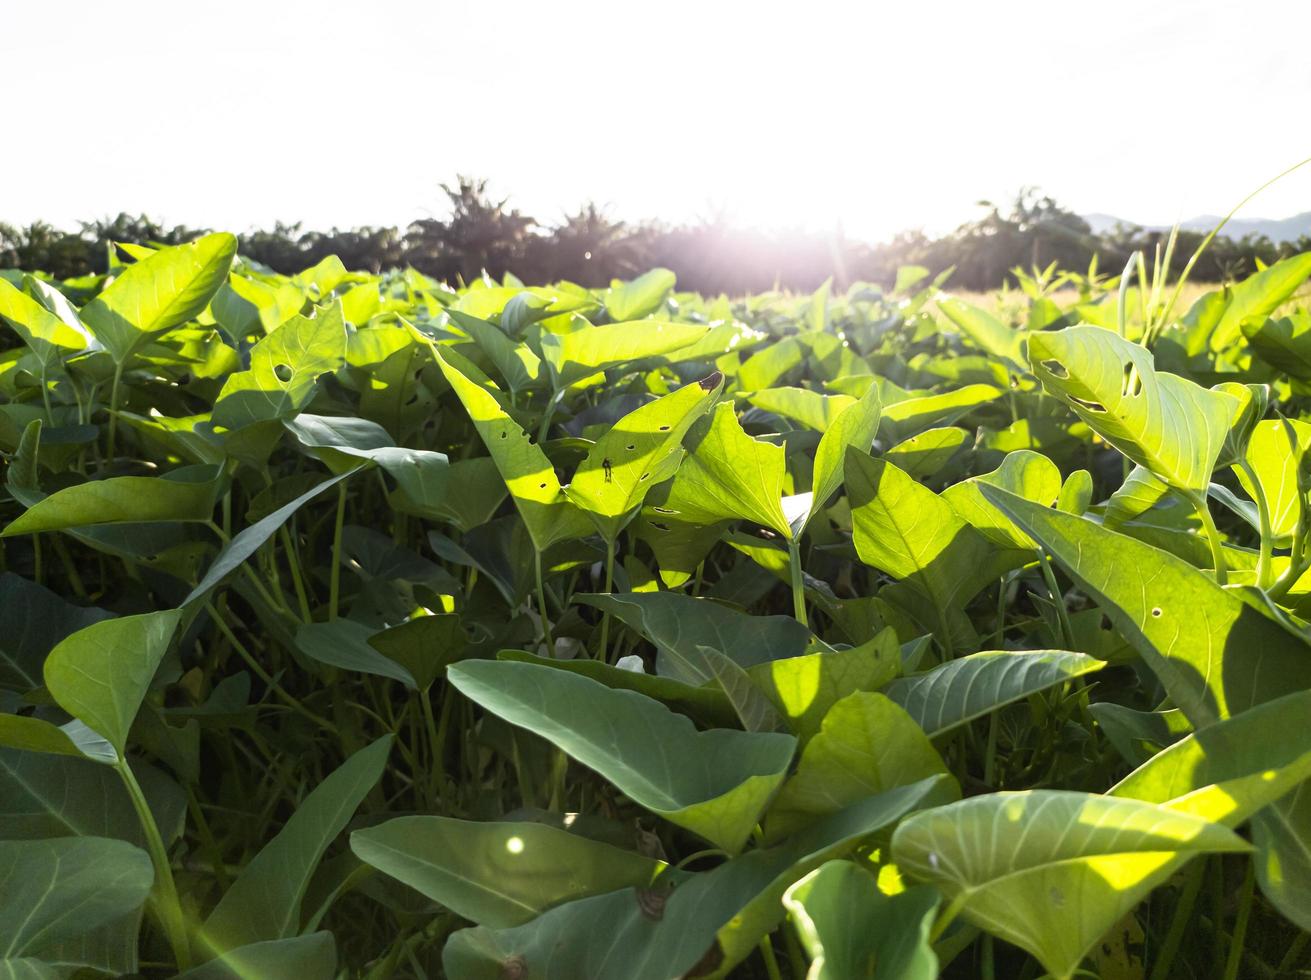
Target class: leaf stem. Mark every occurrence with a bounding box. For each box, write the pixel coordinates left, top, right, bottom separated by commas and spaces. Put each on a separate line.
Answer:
329, 481, 348, 620
534, 548, 554, 654
599, 535, 616, 661
787, 537, 808, 627
105, 360, 125, 464
1222, 860, 1255, 980
1237, 459, 1275, 590
116, 758, 192, 971
1149, 859, 1204, 980
1186, 490, 1228, 585
1037, 552, 1075, 647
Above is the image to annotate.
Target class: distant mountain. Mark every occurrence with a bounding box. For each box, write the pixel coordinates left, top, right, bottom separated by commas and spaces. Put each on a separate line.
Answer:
1082, 211, 1311, 243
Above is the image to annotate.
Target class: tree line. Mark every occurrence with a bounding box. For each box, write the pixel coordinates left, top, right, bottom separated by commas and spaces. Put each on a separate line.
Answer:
4, 179, 1307, 293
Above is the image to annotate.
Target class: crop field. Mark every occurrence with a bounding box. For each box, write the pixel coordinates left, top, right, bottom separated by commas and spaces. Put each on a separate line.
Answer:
5, 235, 1311, 980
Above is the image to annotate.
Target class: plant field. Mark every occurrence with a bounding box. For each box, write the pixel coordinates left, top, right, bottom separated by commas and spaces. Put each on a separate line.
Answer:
5, 237, 1311, 979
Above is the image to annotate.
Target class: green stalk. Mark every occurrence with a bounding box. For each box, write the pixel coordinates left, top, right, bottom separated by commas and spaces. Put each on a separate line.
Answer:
534, 548, 554, 654
1222, 861, 1255, 980
757, 935, 783, 980
787, 537, 808, 626
105, 360, 125, 464
1149, 860, 1204, 980
278, 524, 313, 622
1037, 552, 1075, 647
207, 602, 339, 734
329, 481, 348, 620
116, 758, 192, 971
420, 687, 443, 803
1237, 459, 1275, 590
598, 535, 616, 661
1186, 491, 1228, 585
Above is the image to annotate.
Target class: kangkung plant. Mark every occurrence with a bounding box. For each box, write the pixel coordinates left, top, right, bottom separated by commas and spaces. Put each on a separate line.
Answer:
3, 229, 1311, 980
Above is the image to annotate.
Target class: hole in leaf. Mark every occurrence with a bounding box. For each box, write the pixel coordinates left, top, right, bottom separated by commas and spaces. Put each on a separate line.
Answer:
626, 444, 636, 451
273, 363, 294, 383
1069, 396, 1106, 413
650, 522, 670, 531
639, 472, 650, 481
1121, 361, 1141, 398
658, 425, 670, 431
699, 371, 723, 390
1040, 359, 1068, 379
404, 394, 419, 406
539, 482, 547, 489
500, 431, 508, 439
1151, 607, 1162, 618
651, 506, 676, 515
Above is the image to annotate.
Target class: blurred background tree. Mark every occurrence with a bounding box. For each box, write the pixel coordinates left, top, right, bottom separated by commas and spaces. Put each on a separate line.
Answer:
5, 182, 1309, 293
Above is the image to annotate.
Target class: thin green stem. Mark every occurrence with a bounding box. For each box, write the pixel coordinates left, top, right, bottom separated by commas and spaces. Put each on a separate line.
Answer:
116, 759, 192, 971
278, 524, 313, 622
534, 548, 554, 654
206, 602, 339, 734
758, 935, 784, 980
599, 535, 616, 661
1222, 861, 1255, 980
1187, 490, 1228, 585
1149, 859, 1204, 980
930, 892, 968, 943
105, 360, 125, 464
1237, 459, 1275, 590
329, 482, 347, 620
787, 537, 808, 627
1037, 552, 1075, 647
420, 688, 443, 803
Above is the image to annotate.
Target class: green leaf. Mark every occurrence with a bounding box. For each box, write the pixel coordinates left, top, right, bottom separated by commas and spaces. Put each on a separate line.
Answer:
807, 382, 881, 526
883, 426, 970, 479
565, 373, 722, 539
746, 627, 901, 741
0, 277, 89, 371
893, 791, 1250, 980
1028, 326, 1239, 493
699, 647, 782, 733
1235, 418, 1311, 543
0, 715, 113, 763
0, 836, 153, 958
1205, 252, 1311, 350
446, 659, 795, 853
212, 302, 348, 430
351, 816, 662, 928
943, 449, 1063, 550
981, 485, 1311, 726
185, 469, 359, 608
783, 862, 939, 980
660, 402, 791, 537
604, 268, 676, 321
176, 934, 336, 980
368, 615, 466, 692
80, 233, 237, 363
938, 297, 1026, 373
3, 465, 225, 537
884, 650, 1106, 737
1243, 312, 1311, 379
576, 591, 810, 685
1103, 465, 1170, 527
739, 337, 804, 391
430, 345, 590, 552
1111, 689, 1311, 825
447, 309, 542, 392
541, 320, 708, 388
202, 736, 392, 953
848, 452, 1000, 640
441, 779, 950, 980
0, 573, 110, 692
495, 650, 735, 728
879, 384, 1001, 441
295, 620, 417, 689
745, 387, 855, 432
43, 611, 181, 756
765, 692, 952, 840
0, 749, 185, 845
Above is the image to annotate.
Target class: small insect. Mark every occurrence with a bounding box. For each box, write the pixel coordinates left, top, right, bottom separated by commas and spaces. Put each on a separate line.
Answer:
602, 458, 613, 483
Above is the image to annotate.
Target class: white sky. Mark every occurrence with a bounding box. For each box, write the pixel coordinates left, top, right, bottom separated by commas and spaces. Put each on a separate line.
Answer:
4, 0, 1310, 242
